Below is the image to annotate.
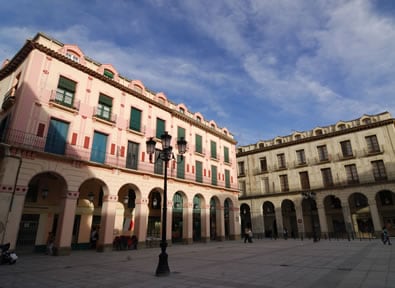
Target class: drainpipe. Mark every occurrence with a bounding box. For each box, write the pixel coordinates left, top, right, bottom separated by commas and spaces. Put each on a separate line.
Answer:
0, 144, 22, 245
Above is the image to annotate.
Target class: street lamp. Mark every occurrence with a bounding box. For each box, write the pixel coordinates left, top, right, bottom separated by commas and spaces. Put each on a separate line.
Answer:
146, 131, 187, 277
302, 191, 318, 242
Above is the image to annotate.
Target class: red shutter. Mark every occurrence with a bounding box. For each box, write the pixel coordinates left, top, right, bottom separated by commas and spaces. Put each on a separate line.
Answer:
37, 123, 45, 137
71, 133, 77, 145
84, 136, 90, 148
120, 146, 125, 157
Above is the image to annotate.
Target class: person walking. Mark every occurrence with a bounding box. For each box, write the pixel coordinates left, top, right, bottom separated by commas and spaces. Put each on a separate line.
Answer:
382, 227, 392, 245
46, 232, 55, 255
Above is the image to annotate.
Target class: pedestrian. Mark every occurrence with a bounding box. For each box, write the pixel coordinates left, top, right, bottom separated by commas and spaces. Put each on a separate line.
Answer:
283, 228, 288, 240
244, 227, 250, 243
248, 229, 253, 243
90, 227, 99, 248
382, 226, 392, 245
46, 232, 55, 255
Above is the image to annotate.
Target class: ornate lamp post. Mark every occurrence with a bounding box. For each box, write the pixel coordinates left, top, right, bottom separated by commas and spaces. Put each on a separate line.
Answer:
146, 131, 187, 277
302, 191, 318, 242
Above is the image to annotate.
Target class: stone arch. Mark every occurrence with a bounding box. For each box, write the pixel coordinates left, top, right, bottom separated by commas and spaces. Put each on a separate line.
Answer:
209, 196, 220, 240
262, 201, 275, 238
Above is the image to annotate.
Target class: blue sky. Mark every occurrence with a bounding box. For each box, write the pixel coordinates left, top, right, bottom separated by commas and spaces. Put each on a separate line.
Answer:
1, 0, 395, 146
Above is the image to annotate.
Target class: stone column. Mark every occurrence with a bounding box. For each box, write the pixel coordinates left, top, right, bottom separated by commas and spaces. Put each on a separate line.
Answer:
251, 202, 264, 239
201, 204, 210, 242
342, 204, 354, 238
184, 202, 193, 244
216, 204, 225, 241
96, 194, 118, 252
317, 202, 328, 238
274, 206, 283, 239
295, 203, 305, 239
367, 197, 382, 236
55, 191, 79, 256
134, 197, 148, 244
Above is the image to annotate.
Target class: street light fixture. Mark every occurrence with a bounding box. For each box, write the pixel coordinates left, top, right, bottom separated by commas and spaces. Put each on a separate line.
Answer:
146, 131, 187, 277
302, 191, 318, 242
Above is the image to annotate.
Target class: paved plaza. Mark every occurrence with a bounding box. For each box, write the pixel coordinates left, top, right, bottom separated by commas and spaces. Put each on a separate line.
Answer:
1, 238, 394, 288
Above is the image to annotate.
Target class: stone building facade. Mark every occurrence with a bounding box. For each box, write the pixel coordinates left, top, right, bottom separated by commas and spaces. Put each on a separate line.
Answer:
237, 112, 395, 240
0, 33, 239, 254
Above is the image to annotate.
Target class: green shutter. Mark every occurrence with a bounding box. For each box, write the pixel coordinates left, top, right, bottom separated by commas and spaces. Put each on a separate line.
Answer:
177, 126, 186, 139
130, 107, 141, 131
196, 161, 203, 183
104, 69, 114, 79
156, 118, 165, 138
195, 134, 202, 153
225, 169, 230, 188
99, 94, 112, 106
58, 76, 76, 92
211, 165, 217, 185
177, 155, 185, 179
211, 141, 217, 159
224, 146, 229, 163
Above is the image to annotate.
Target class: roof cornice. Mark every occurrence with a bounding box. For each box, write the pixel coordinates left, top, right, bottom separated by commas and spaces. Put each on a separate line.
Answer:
0, 40, 236, 144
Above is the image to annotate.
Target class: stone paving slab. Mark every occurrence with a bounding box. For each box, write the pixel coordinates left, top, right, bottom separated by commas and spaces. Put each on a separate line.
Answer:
0, 238, 393, 288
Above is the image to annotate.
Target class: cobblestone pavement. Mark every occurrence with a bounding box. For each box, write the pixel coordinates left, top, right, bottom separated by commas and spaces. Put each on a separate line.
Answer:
1, 238, 394, 288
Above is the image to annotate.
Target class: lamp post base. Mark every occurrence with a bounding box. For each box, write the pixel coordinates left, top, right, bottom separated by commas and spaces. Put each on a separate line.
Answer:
155, 242, 170, 277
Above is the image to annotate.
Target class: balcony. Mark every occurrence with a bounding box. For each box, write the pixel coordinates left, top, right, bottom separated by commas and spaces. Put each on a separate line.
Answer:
2, 89, 16, 110
49, 90, 80, 113
1, 128, 239, 190
93, 106, 117, 125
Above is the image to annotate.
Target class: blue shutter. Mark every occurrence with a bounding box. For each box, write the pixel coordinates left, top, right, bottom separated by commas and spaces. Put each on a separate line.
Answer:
45, 118, 69, 155
90, 131, 107, 163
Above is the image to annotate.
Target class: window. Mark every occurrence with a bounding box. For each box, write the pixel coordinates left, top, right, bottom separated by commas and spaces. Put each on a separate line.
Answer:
321, 168, 333, 187
277, 153, 286, 169
154, 149, 164, 175
224, 146, 230, 163
296, 149, 306, 165
372, 160, 387, 181
179, 107, 185, 114
345, 164, 359, 184
279, 175, 289, 192
211, 165, 217, 185
97, 94, 112, 120
103, 69, 114, 79
340, 140, 353, 158
317, 145, 328, 161
156, 118, 165, 139
56, 76, 76, 107
66, 51, 79, 63
210, 140, 217, 159
225, 169, 230, 188
177, 126, 185, 141
45, 118, 69, 155
195, 134, 203, 154
260, 157, 267, 172
176, 155, 185, 179
126, 189, 136, 209
90, 131, 108, 163
195, 161, 203, 183
299, 171, 310, 190
380, 190, 393, 206
126, 141, 139, 170
238, 161, 245, 176
261, 177, 269, 194
239, 181, 246, 196
365, 135, 380, 153
129, 107, 142, 132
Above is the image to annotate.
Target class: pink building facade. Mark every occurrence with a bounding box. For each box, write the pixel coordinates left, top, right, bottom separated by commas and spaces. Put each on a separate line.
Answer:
0, 33, 240, 255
